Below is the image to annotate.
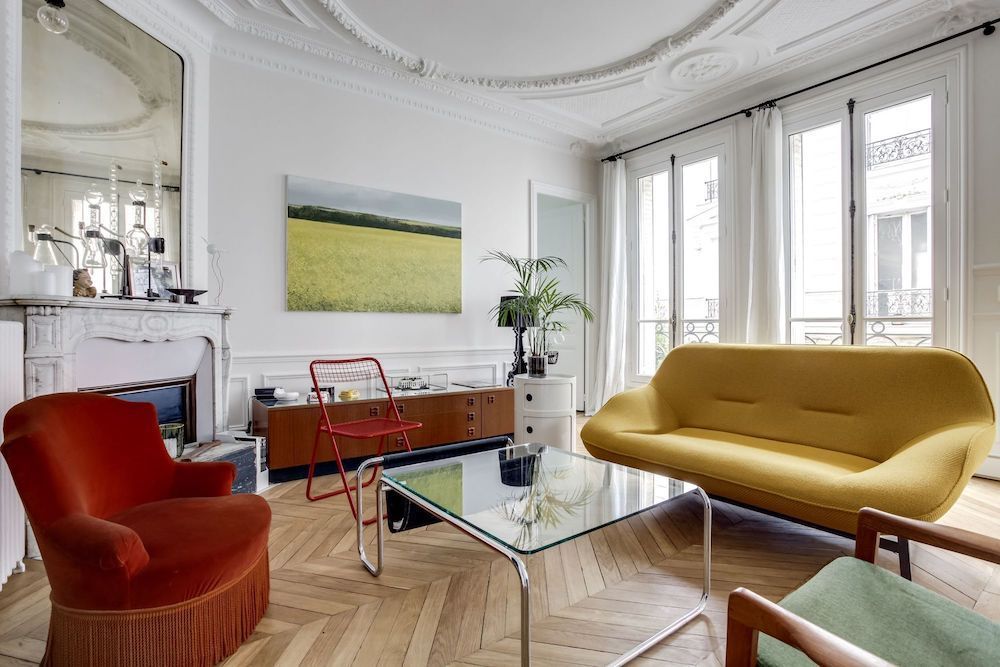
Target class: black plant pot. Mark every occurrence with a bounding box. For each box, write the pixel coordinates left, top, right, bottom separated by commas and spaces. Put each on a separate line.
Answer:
498, 450, 539, 487
528, 354, 547, 377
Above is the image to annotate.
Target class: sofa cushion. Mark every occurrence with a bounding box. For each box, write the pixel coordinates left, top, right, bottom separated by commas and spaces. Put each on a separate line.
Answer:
109, 494, 271, 608
758, 557, 1000, 666
608, 427, 877, 505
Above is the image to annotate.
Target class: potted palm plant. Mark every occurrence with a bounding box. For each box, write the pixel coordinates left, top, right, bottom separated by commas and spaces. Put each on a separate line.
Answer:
484, 250, 594, 377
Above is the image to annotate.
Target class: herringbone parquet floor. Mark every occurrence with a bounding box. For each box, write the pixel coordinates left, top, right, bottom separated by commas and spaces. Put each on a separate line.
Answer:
2, 445, 999, 666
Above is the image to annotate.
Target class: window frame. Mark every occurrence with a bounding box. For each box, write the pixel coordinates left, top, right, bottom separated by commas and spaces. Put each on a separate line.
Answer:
625, 126, 735, 385
780, 52, 964, 350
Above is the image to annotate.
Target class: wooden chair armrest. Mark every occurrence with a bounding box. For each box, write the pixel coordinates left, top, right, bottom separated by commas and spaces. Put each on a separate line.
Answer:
855, 507, 1000, 566
726, 588, 891, 667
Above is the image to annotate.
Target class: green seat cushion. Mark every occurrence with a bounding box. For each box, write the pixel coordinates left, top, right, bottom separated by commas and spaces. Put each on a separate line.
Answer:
758, 557, 1000, 667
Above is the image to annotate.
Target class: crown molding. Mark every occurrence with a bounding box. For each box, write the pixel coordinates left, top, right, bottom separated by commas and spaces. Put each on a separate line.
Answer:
320, 0, 745, 90
195, 0, 604, 150
210, 41, 596, 156
601, 0, 952, 143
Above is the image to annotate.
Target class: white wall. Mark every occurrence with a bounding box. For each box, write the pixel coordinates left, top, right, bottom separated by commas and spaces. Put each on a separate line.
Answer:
205, 56, 599, 429
967, 32, 1000, 477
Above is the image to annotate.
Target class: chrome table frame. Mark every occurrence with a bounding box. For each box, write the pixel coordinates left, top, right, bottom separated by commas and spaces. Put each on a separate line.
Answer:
355, 455, 712, 666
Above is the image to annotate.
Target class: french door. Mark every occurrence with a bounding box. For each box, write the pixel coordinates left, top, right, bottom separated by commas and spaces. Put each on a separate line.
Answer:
786, 79, 949, 347
629, 145, 725, 378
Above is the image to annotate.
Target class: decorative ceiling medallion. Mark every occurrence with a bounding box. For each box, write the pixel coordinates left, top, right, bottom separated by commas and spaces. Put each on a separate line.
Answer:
672, 51, 740, 83
320, 0, 746, 90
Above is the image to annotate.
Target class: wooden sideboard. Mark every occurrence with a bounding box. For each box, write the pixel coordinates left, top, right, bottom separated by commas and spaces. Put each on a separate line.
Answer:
252, 385, 514, 478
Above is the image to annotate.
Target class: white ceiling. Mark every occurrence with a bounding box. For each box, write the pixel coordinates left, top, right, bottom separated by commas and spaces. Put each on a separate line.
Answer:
199, 0, 996, 149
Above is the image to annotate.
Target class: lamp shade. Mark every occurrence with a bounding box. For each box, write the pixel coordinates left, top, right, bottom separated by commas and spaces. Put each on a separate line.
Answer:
497, 295, 534, 328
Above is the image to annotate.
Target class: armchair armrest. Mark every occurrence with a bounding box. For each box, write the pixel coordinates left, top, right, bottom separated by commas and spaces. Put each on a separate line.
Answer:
839, 423, 995, 520
580, 384, 679, 446
169, 460, 236, 498
726, 588, 891, 667
46, 513, 149, 576
855, 507, 1000, 566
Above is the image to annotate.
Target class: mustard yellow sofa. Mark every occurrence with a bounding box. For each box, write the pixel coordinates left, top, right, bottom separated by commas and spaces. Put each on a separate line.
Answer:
580, 344, 995, 534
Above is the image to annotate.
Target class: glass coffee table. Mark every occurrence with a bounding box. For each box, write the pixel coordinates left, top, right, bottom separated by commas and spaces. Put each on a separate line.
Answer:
355, 442, 711, 666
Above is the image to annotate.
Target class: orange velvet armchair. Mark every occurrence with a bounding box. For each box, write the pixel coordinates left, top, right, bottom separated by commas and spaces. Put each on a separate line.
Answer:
1, 393, 272, 667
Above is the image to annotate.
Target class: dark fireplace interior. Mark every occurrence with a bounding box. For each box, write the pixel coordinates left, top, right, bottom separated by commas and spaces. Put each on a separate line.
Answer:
86, 377, 197, 444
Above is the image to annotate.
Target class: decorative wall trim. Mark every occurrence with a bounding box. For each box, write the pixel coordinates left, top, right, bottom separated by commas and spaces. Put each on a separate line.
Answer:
417, 363, 500, 385
319, 0, 744, 90
227, 374, 250, 430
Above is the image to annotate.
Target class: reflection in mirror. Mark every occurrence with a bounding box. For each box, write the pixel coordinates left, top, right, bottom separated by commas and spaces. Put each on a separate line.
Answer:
20, 0, 182, 296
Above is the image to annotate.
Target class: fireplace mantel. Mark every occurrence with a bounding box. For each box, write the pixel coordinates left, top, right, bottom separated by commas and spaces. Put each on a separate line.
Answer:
0, 297, 233, 436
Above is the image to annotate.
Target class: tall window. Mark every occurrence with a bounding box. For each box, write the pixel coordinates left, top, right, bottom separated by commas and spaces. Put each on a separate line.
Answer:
632, 147, 724, 378
786, 83, 944, 347
862, 96, 933, 346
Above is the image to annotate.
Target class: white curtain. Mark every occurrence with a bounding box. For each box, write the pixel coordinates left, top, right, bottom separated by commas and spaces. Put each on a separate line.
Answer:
587, 159, 628, 415
746, 105, 786, 343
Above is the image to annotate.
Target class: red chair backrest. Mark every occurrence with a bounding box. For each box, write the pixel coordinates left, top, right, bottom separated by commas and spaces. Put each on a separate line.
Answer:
1, 392, 175, 527
309, 357, 405, 425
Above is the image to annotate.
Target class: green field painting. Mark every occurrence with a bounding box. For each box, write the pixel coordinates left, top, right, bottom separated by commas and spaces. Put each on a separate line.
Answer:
286, 176, 462, 313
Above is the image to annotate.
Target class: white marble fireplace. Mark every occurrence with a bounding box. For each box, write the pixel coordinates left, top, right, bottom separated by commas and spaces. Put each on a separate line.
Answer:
0, 297, 232, 437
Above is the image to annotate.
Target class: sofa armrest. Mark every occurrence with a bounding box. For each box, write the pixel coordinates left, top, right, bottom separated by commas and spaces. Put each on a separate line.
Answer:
855, 507, 1000, 566
839, 422, 995, 520
45, 513, 150, 576
170, 461, 236, 498
580, 384, 679, 447
726, 588, 891, 667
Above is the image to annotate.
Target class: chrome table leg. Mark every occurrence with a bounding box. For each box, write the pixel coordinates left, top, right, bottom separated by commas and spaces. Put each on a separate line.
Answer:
608, 487, 712, 666
356, 456, 384, 576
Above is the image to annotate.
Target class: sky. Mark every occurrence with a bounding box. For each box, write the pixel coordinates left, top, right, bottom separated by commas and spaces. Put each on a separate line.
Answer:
287, 175, 462, 228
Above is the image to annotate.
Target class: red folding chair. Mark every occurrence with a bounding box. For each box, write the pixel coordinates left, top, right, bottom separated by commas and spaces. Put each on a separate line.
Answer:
306, 357, 421, 524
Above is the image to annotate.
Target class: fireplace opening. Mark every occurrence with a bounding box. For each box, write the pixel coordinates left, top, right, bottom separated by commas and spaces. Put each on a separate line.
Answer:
86, 377, 197, 447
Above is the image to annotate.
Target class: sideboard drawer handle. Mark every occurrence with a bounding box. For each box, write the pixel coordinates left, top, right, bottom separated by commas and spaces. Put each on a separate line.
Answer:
467, 397, 476, 406
467, 412, 476, 421
396, 436, 405, 447
487, 395, 496, 404
467, 427, 476, 437
526, 393, 533, 402
397, 404, 405, 413
526, 426, 534, 434
369, 406, 380, 417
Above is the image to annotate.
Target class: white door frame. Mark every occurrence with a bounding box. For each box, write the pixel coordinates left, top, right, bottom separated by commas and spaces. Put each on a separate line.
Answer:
529, 180, 596, 412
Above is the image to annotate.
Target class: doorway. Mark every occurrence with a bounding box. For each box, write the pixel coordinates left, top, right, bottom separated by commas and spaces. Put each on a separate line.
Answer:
531, 183, 595, 412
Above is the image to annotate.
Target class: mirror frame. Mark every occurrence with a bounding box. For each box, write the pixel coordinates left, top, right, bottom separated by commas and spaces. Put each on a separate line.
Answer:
1, 0, 208, 295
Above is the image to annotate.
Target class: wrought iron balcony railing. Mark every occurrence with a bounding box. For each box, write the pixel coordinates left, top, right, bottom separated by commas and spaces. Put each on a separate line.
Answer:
866, 129, 931, 168
705, 179, 718, 202
865, 288, 931, 318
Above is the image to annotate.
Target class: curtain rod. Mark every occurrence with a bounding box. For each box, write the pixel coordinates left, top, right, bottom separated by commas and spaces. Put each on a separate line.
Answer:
602, 18, 998, 163
21, 167, 181, 192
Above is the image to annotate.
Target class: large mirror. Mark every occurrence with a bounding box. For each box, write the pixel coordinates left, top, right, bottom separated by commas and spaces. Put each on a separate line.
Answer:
20, 0, 183, 296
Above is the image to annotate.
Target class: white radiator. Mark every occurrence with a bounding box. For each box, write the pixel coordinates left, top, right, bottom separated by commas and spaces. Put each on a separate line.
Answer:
0, 322, 25, 591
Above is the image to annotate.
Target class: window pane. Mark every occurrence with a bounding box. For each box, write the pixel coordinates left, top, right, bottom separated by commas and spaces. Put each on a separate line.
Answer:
789, 122, 842, 343
863, 96, 932, 346
637, 321, 669, 376
637, 170, 670, 374
680, 156, 719, 343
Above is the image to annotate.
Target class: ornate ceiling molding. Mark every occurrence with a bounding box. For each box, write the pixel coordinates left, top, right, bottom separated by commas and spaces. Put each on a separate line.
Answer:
319, 0, 746, 90
195, 0, 604, 146
603, 0, 953, 142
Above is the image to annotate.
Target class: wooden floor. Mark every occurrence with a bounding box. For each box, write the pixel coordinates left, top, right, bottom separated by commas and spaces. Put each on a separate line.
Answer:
2, 439, 1000, 666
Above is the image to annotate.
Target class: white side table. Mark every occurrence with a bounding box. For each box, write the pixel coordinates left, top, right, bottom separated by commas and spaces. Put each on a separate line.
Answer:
513, 373, 576, 451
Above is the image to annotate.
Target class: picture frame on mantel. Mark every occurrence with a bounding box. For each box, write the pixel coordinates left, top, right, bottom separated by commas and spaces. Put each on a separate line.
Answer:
127, 257, 181, 298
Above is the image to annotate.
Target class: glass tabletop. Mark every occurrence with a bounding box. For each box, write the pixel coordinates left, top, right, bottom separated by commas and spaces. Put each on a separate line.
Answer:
382, 443, 698, 555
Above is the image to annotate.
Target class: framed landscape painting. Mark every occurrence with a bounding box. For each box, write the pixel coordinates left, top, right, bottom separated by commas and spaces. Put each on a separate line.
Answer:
286, 176, 462, 313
